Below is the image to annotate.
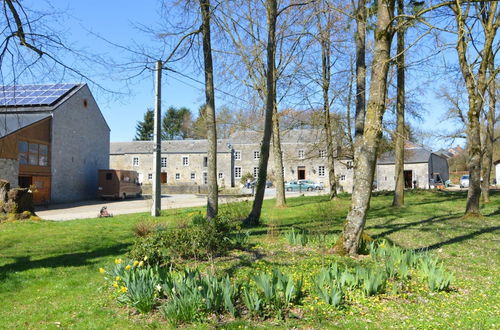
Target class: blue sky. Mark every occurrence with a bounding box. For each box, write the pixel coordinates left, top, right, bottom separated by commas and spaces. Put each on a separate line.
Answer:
18, 0, 463, 149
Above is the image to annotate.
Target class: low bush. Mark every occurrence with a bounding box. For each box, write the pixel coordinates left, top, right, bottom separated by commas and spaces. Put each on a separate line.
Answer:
129, 216, 232, 264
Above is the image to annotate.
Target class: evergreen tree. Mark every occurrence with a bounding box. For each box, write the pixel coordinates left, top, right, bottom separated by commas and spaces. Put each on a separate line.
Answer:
134, 109, 154, 141
162, 107, 192, 140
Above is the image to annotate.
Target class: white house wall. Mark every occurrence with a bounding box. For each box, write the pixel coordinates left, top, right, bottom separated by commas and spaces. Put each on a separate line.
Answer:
376, 163, 430, 190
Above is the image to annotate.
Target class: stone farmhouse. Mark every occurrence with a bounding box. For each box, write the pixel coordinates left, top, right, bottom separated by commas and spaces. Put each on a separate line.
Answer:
0, 83, 110, 204
110, 129, 355, 191
376, 145, 449, 190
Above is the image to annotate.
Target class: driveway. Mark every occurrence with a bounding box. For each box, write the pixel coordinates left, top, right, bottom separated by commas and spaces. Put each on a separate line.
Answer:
35, 188, 326, 221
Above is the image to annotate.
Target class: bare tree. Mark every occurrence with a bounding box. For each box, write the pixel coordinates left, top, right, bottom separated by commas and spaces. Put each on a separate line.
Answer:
481, 59, 497, 203
200, 0, 218, 219
341, 0, 396, 255
451, 1, 499, 216
245, 0, 277, 225
392, 0, 406, 207
315, 0, 339, 199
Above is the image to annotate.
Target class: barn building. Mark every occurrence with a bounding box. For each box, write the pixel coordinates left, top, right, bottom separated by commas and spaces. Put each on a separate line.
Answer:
0, 83, 110, 204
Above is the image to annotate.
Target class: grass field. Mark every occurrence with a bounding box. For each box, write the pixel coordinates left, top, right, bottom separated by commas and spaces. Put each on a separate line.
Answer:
0, 190, 498, 328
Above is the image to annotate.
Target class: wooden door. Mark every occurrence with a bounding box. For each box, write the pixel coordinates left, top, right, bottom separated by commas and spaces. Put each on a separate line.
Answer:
161, 172, 167, 184
32, 176, 51, 204
404, 170, 413, 188
297, 167, 306, 180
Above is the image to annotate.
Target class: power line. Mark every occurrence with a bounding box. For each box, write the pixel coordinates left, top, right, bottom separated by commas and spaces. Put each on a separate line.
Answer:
167, 68, 251, 105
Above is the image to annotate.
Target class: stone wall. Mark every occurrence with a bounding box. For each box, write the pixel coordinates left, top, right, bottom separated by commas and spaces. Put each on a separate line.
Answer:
232, 140, 354, 190
110, 151, 233, 187
376, 163, 429, 190
51, 85, 110, 202
0, 158, 18, 188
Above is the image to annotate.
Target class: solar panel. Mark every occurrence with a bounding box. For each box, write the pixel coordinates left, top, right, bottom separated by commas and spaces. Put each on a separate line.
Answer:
0, 83, 78, 107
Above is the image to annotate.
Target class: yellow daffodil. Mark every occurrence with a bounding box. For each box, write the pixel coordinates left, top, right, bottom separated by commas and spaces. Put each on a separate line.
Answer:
143, 256, 148, 261
112, 281, 119, 288
114, 258, 122, 264
98, 267, 105, 273
120, 286, 128, 293
138, 261, 144, 267
133, 260, 139, 267
125, 265, 131, 270
115, 276, 121, 281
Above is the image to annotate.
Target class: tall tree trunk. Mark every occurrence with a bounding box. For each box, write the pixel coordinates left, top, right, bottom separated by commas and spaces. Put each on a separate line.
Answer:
342, 0, 395, 255
245, 0, 277, 225
320, 29, 337, 199
200, 0, 218, 219
273, 98, 286, 207
354, 0, 366, 137
453, 2, 498, 216
481, 60, 496, 203
392, 0, 405, 207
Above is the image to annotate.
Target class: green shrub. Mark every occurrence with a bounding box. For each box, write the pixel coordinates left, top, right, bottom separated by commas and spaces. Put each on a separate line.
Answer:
129, 216, 232, 264
161, 292, 204, 326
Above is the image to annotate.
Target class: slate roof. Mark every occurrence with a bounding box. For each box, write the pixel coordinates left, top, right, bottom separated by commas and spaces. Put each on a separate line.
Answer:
229, 128, 325, 144
377, 147, 433, 165
110, 139, 232, 155
0, 113, 51, 139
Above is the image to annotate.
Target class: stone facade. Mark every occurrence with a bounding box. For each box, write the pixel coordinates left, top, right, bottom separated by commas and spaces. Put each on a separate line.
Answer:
111, 129, 354, 192
110, 140, 233, 188
376, 146, 449, 190
376, 163, 430, 190
0, 158, 19, 188
51, 85, 110, 202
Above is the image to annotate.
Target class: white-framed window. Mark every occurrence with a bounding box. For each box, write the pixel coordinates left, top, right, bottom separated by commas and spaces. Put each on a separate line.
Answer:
175, 173, 181, 180
234, 151, 241, 160
182, 156, 189, 166
148, 173, 152, 180
235, 167, 242, 179
190, 172, 196, 180
298, 150, 305, 159
319, 150, 327, 158
346, 160, 353, 169
253, 167, 259, 178
161, 157, 167, 168
218, 173, 224, 179
340, 175, 346, 181
133, 157, 139, 166
318, 165, 325, 177
253, 151, 260, 160
203, 172, 208, 184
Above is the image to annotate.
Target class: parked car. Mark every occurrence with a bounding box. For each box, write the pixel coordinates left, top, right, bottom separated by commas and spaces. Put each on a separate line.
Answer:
298, 179, 324, 190
285, 180, 317, 191
460, 175, 469, 188
249, 179, 273, 188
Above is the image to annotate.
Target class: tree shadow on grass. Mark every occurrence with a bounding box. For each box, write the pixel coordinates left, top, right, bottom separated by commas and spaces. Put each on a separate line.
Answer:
414, 225, 499, 251
0, 243, 129, 281
368, 213, 461, 239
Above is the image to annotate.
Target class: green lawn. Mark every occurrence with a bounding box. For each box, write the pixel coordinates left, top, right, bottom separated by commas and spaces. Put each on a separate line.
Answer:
0, 190, 498, 328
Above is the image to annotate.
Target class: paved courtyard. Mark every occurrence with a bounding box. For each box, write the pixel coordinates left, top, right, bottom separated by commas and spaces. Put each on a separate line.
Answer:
35, 188, 326, 221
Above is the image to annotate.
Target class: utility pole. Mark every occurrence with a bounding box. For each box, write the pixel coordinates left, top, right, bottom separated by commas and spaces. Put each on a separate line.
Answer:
152, 60, 162, 216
